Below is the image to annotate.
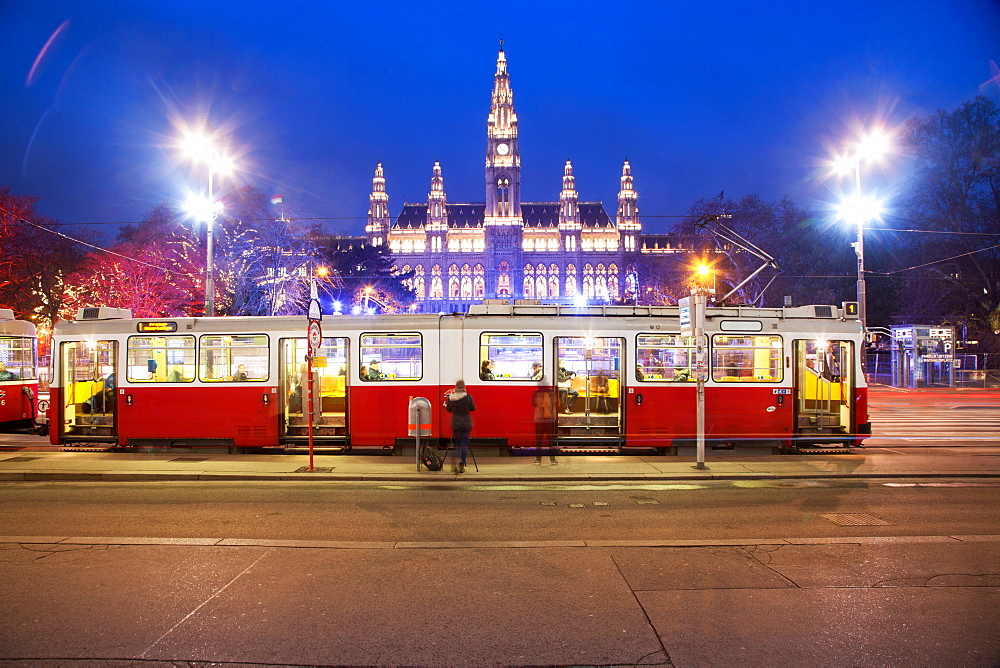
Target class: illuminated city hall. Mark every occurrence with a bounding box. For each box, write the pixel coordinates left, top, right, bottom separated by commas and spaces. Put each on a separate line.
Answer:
363, 46, 668, 313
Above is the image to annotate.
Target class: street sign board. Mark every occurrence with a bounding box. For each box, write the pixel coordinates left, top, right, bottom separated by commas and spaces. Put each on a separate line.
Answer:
679, 297, 692, 337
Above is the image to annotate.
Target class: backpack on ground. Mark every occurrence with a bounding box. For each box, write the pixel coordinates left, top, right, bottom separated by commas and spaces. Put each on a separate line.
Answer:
420, 444, 445, 471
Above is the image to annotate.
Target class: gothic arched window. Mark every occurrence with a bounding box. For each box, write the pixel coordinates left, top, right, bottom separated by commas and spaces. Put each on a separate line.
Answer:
498, 261, 511, 297
565, 263, 577, 297
430, 265, 443, 299
523, 264, 534, 299
474, 264, 485, 299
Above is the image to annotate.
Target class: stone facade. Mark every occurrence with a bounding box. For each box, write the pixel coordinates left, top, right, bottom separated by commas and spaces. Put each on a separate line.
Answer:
365, 47, 649, 313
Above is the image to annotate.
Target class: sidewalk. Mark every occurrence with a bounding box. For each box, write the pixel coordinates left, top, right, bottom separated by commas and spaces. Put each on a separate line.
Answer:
2, 447, 998, 482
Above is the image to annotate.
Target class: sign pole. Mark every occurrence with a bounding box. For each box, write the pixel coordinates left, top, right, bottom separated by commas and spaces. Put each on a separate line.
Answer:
306, 344, 315, 471
693, 291, 707, 469
680, 291, 710, 469
306, 280, 323, 472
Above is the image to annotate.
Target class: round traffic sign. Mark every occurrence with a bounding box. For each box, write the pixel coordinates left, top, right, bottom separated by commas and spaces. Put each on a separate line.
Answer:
308, 320, 322, 350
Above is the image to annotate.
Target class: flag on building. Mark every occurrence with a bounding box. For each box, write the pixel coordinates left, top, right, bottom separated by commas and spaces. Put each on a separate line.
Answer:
270, 194, 283, 205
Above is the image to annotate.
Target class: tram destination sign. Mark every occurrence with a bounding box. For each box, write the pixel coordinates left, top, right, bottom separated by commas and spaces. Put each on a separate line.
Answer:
137, 321, 178, 333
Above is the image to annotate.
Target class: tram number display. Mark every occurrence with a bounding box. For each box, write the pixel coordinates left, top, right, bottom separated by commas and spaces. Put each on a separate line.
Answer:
137, 322, 178, 333
772, 388, 791, 394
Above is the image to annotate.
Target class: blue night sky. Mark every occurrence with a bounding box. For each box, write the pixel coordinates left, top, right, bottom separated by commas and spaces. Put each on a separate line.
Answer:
2, 1, 999, 238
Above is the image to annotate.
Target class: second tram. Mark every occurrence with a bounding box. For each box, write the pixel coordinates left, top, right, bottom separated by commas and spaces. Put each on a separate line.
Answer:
0, 308, 40, 431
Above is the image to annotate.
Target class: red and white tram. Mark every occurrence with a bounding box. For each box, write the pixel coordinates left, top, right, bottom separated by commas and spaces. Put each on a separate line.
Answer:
0, 308, 40, 430
48, 303, 869, 453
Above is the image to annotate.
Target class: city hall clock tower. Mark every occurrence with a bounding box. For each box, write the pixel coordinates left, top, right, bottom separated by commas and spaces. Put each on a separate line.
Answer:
484, 42, 524, 297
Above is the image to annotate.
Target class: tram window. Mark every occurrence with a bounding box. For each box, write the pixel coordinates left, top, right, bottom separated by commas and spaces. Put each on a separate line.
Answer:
0, 336, 36, 380
711, 335, 783, 382
199, 334, 269, 382
479, 332, 543, 379
127, 336, 195, 382
635, 333, 694, 381
360, 333, 422, 381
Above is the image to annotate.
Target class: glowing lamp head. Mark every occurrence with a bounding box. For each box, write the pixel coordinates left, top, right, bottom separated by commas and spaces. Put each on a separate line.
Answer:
837, 194, 883, 225
857, 130, 890, 162
185, 195, 221, 223
181, 132, 213, 160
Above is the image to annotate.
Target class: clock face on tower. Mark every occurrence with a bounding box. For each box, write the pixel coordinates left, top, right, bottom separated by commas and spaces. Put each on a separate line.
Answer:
496, 143, 510, 156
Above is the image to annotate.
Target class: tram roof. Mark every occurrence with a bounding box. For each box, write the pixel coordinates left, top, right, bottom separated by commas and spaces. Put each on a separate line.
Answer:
467, 302, 853, 322
53, 303, 857, 336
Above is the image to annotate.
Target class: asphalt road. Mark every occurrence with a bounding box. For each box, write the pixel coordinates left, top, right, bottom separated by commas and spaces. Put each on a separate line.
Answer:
2, 478, 999, 542
2, 479, 998, 666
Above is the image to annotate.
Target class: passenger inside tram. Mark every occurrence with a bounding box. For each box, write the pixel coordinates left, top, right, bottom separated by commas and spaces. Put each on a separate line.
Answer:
670, 367, 691, 381
0, 361, 18, 380
84, 370, 115, 413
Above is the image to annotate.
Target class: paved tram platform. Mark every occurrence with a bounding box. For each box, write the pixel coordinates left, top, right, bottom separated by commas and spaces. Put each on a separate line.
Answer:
1, 446, 998, 482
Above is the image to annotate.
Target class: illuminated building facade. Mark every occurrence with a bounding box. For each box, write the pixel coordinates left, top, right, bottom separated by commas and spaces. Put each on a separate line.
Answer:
365, 46, 645, 313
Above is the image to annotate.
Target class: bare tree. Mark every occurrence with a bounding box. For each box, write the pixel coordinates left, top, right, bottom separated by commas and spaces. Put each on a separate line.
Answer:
899, 96, 1000, 345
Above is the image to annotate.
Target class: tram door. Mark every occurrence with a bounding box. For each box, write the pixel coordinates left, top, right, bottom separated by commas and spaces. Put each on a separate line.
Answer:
58, 339, 118, 442
795, 340, 854, 439
554, 336, 624, 448
279, 337, 349, 443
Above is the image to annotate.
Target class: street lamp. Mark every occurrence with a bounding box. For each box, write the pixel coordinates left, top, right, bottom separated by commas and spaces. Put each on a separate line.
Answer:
832, 128, 889, 334
182, 127, 233, 317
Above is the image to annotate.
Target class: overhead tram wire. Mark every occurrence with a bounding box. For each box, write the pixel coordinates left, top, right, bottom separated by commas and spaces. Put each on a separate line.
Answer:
0, 204, 201, 278
873, 243, 1000, 276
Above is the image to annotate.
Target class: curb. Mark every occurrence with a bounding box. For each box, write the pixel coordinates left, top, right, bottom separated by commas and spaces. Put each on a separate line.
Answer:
1, 534, 998, 549
3, 471, 1000, 483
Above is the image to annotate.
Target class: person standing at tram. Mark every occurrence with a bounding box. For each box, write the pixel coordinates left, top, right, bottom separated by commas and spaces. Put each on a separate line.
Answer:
595, 371, 610, 414
532, 375, 557, 465
444, 379, 476, 473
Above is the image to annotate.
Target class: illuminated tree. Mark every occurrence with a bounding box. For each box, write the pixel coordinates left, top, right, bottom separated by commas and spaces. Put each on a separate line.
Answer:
0, 188, 90, 327
229, 217, 320, 316
62, 241, 201, 318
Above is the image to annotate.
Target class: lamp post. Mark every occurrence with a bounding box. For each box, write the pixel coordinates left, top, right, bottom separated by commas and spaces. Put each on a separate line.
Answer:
834, 129, 888, 335
182, 128, 232, 317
